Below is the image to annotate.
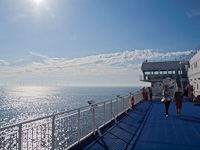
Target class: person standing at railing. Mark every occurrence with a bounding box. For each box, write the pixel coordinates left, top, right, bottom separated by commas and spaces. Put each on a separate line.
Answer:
162, 85, 172, 117
141, 87, 146, 101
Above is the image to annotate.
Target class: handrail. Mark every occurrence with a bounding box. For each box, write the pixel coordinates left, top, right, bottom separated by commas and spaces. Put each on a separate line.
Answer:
0, 91, 143, 150
0, 97, 117, 131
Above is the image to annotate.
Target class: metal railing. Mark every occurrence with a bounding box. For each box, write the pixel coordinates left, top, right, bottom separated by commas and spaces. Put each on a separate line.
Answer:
0, 92, 143, 150
192, 42, 200, 56
142, 55, 191, 63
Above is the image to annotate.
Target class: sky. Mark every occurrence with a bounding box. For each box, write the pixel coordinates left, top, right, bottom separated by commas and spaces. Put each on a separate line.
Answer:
0, 0, 200, 86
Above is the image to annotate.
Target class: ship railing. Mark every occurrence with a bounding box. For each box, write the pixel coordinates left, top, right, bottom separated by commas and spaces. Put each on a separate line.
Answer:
142, 55, 190, 63
0, 92, 143, 150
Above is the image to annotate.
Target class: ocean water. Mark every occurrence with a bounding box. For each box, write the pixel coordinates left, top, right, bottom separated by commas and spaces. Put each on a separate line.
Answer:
0, 86, 141, 127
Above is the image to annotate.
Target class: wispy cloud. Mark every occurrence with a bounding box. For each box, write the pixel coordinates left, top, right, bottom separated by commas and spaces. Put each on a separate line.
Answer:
186, 9, 200, 18
26, 49, 191, 76
0, 49, 191, 85
29, 51, 50, 59
0, 60, 9, 66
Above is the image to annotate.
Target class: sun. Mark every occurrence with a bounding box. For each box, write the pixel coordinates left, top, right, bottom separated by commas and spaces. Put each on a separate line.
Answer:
34, 0, 43, 4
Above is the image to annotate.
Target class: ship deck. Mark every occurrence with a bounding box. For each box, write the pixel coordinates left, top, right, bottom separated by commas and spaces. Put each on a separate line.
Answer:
83, 100, 200, 150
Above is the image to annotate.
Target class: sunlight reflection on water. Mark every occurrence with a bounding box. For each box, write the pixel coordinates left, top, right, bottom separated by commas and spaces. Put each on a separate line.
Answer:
0, 86, 140, 127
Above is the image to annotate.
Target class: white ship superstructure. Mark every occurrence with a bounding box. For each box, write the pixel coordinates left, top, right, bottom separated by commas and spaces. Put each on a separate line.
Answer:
141, 42, 200, 98
141, 60, 189, 95
188, 43, 200, 97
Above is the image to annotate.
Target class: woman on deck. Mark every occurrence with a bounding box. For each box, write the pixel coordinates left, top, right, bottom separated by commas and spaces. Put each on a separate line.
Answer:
162, 85, 172, 117
173, 86, 185, 115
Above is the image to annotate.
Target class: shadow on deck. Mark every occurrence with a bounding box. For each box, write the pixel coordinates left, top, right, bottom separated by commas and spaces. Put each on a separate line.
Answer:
83, 100, 200, 150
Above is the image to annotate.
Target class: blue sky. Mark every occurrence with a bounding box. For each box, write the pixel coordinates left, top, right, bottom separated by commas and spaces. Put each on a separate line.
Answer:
0, 0, 200, 86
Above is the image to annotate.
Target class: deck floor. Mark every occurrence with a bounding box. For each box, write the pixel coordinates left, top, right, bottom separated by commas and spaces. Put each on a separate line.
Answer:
83, 100, 200, 150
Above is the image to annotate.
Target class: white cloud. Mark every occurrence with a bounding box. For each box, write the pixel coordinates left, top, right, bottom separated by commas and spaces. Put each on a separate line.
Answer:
0, 60, 9, 66
0, 49, 192, 86
29, 51, 50, 59
27, 49, 192, 76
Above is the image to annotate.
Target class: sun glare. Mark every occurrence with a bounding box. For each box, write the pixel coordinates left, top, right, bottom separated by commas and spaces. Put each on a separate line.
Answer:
34, 0, 43, 4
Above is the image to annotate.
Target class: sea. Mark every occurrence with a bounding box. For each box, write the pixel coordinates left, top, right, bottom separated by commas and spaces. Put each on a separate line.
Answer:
0, 86, 141, 127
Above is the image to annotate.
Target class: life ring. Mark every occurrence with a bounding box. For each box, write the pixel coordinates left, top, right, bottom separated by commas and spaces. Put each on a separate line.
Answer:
131, 96, 134, 108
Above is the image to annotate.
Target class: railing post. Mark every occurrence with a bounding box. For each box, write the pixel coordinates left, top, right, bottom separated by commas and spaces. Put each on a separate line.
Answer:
52, 116, 55, 150
77, 108, 80, 143
117, 98, 118, 116
123, 97, 125, 112
18, 124, 22, 150
129, 93, 132, 108
110, 100, 112, 120
104, 102, 106, 126
92, 107, 95, 135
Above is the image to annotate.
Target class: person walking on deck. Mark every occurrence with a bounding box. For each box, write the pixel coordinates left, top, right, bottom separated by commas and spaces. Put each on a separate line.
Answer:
162, 85, 171, 117
173, 86, 185, 115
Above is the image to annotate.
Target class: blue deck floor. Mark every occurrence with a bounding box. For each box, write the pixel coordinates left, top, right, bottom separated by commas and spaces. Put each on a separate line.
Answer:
83, 100, 200, 150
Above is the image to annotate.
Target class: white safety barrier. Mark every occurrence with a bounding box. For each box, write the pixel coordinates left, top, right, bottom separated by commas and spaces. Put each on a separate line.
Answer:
0, 92, 143, 150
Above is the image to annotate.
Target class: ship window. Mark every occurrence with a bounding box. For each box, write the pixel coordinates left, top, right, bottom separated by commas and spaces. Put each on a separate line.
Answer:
154, 71, 159, 75
197, 84, 199, 90
178, 70, 183, 75
145, 76, 149, 80
162, 71, 167, 74
168, 70, 176, 74
144, 71, 151, 75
